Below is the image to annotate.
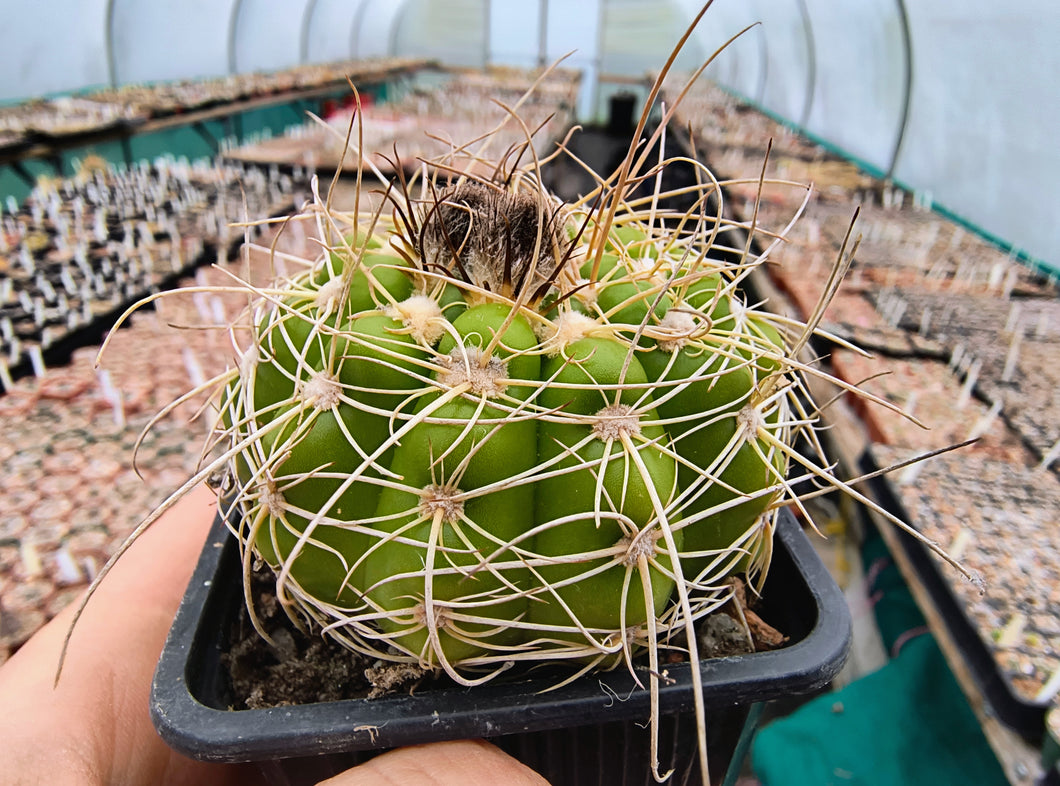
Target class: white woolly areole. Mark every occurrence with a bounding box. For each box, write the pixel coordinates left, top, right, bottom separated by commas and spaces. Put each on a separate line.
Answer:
413, 602, 449, 629
314, 276, 345, 312
544, 310, 600, 355
437, 347, 509, 397
655, 309, 699, 353
737, 404, 764, 440
418, 484, 464, 524
619, 529, 661, 567
387, 295, 445, 345
259, 478, 285, 517
300, 370, 343, 410
592, 403, 642, 441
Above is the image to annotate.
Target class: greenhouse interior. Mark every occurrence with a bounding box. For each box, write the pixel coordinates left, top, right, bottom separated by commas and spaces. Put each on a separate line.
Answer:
0, 2, 1057, 784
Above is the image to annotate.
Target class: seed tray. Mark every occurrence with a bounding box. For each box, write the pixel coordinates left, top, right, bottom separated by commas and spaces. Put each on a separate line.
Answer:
862, 449, 1056, 742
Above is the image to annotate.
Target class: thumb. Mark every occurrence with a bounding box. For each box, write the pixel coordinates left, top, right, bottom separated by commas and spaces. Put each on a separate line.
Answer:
317, 739, 549, 786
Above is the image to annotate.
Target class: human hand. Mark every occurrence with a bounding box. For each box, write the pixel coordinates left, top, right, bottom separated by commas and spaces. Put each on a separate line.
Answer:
0, 484, 547, 786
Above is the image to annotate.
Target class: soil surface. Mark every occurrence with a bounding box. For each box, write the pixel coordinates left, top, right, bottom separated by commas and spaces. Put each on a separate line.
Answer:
222, 567, 786, 710
223, 568, 435, 708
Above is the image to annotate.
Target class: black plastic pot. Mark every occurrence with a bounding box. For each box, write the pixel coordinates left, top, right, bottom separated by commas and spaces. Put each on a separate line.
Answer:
151, 507, 850, 785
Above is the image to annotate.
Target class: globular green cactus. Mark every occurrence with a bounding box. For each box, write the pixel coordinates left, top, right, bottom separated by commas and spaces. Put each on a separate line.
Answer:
217, 170, 801, 682
68, 28, 979, 786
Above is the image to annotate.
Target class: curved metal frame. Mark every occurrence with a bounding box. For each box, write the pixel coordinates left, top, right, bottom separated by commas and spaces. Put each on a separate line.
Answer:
795, 0, 816, 128
350, 0, 372, 59
104, 0, 118, 86
299, 0, 319, 64
484, 0, 493, 67
591, 0, 608, 121
100, 0, 909, 167
754, 16, 768, 105
227, 0, 244, 74
537, 0, 549, 68
388, 0, 410, 57
887, 0, 914, 180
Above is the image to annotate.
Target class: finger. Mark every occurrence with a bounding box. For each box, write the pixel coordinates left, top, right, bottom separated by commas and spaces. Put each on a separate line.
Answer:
317, 739, 550, 786
0, 484, 255, 786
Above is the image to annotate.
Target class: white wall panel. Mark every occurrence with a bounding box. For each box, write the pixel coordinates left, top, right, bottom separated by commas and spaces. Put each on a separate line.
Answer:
303, 0, 360, 63
544, 1, 601, 69
690, 2, 765, 104
0, 0, 1055, 264
392, 0, 487, 67
544, 1, 603, 121
0, 0, 109, 101
799, 0, 906, 172
486, 1, 604, 119
110, 0, 231, 84
488, 0, 540, 69
599, 0, 705, 78
755, 0, 813, 126
354, 1, 408, 59
680, 0, 1060, 267
233, 0, 309, 74
895, 0, 1060, 265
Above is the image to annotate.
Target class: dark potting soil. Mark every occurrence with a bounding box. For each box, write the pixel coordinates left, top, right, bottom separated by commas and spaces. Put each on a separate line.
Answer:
222, 561, 789, 711
223, 586, 368, 707
222, 567, 433, 708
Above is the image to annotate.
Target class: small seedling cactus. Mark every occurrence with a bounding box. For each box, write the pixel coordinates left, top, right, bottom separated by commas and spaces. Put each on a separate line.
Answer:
66, 18, 981, 785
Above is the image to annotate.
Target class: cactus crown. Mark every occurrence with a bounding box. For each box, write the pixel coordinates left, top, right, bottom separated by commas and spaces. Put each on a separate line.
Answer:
417, 182, 570, 301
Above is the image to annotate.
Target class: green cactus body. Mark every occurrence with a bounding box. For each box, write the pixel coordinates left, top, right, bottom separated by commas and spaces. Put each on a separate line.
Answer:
531, 337, 680, 648
364, 394, 537, 664
248, 404, 375, 608
609, 223, 660, 259
221, 195, 795, 674
234, 248, 424, 609
581, 253, 671, 326
361, 304, 540, 665
683, 269, 733, 329
339, 252, 414, 314
639, 334, 782, 579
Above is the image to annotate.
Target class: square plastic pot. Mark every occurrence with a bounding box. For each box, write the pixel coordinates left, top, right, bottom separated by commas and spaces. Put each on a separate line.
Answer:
151, 507, 851, 785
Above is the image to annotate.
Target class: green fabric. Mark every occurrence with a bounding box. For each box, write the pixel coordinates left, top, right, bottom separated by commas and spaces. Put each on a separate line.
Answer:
751, 635, 1008, 785
750, 523, 1007, 785
859, 524, 926, 652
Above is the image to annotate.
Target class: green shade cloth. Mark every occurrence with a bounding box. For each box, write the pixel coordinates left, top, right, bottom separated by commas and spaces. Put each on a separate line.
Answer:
750, 524, 1007, 785
751, 635, 1007, 785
